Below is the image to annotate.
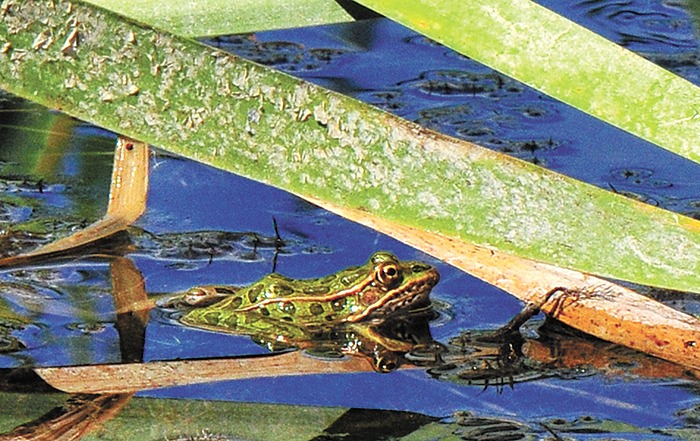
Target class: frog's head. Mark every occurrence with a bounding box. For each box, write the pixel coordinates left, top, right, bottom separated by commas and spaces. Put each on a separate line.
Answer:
347, 251, 440, 322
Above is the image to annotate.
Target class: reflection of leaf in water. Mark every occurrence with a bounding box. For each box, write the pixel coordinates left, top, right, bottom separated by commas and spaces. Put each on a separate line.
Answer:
0, 137, 147, 268
0, 297, 31, 327
0, 391, 68, 435
0, 393, 345, 441
428, 320, 700, 389
0, 297, 30, 353
0, 392, 132, 440
0, 190, 94, 259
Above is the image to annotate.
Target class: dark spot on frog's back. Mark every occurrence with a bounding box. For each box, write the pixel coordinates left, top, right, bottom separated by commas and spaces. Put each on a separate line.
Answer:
222, 314, 239, 328
272, 283, 294, 296
279, 302, 296, 314
226, 296, 243, 309
309, 303, 324, 315
247, 284, 264, 303
331, 298, 346, 312
214, 287, 237, 295
202, 311, 222, 325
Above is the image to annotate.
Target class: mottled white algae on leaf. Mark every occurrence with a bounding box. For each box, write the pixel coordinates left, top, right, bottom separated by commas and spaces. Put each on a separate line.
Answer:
1, 0, 700, 292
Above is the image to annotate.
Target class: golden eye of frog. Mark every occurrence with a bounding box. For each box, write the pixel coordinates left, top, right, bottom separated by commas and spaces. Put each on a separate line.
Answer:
179, 251, 440, 333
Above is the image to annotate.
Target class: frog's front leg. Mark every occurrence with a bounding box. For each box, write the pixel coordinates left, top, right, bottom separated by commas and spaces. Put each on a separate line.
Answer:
492, 287, 572, 338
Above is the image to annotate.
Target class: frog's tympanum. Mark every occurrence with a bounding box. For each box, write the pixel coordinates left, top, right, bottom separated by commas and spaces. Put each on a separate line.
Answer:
170, 251, 441, 372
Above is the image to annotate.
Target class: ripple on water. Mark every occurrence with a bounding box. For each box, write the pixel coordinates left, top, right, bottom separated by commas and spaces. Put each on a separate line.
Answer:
414, 102, 565, 163
353, 89, 408, 115
569, 0, 697, 51
7, 267, 96, 286
402, 70, 525, 98
609, 167, 674, 188
65, 321, 108, 335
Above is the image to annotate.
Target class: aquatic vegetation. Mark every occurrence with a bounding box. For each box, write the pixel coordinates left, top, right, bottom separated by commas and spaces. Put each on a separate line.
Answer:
0, 2, 699, 439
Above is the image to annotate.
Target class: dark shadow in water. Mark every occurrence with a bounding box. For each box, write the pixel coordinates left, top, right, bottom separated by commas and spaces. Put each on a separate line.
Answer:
333, 0, 383, 21
310, 408, 439, 441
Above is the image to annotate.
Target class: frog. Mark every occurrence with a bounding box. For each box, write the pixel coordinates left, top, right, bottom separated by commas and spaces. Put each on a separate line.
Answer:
168, 251, 441, 371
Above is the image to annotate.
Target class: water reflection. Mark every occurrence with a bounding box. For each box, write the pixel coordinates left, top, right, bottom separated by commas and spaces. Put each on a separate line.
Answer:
0, 252, 697, 439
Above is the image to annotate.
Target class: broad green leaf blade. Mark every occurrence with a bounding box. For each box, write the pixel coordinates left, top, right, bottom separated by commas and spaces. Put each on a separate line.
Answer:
354, 0, 700, 165
1, 1, 700, 292
85, 0, 353, 37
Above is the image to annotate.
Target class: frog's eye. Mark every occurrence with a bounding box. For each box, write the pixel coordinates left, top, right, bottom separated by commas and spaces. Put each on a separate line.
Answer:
374, 263, 402, 288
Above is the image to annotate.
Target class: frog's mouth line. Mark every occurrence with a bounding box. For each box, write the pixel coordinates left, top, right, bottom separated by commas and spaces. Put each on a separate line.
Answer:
347, 270, 440, 322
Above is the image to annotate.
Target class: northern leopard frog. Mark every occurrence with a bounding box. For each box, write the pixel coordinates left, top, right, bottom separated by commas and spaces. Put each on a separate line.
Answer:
167, 251, 440, 371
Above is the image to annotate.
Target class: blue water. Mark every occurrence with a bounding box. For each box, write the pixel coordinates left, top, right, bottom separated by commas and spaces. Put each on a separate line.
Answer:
0, 0, 699, 435
151, 372, 693, 426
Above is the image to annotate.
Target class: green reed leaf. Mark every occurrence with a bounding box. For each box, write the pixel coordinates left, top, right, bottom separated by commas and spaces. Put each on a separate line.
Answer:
1, 1, 699, 293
